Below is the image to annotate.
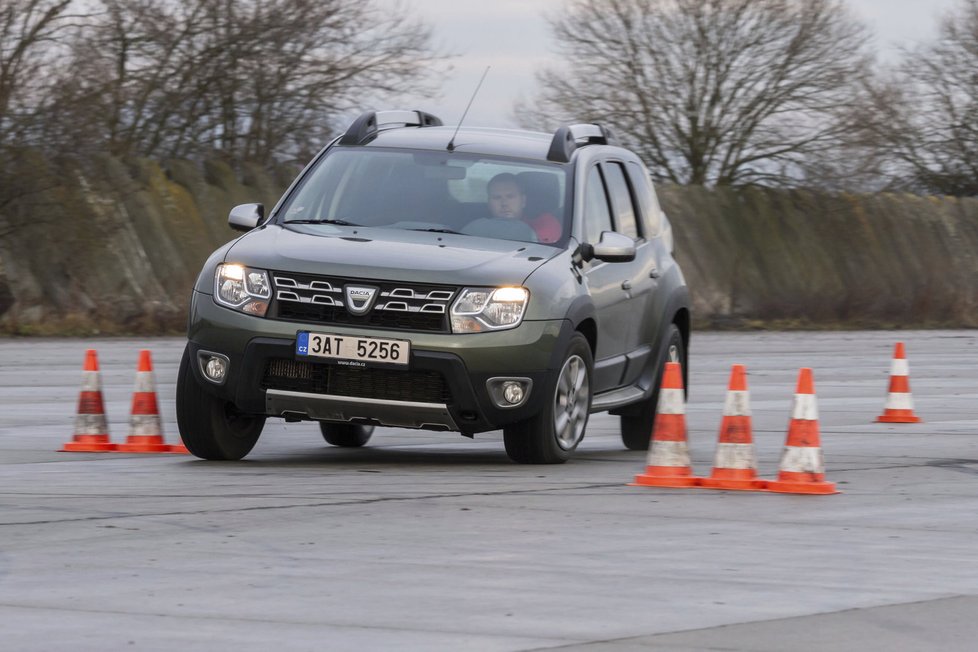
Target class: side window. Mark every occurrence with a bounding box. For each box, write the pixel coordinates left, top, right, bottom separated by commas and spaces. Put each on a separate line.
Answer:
602, 162, 640, 240
583, 166, 613, 244
627, 161, 663, 237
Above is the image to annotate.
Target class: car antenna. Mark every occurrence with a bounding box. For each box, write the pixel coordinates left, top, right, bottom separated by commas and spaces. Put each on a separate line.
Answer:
447, 66, 490, 152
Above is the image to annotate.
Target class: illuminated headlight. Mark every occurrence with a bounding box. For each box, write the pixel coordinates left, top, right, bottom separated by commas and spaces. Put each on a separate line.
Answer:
451, 287, 529, 333
214, 264, 271, 317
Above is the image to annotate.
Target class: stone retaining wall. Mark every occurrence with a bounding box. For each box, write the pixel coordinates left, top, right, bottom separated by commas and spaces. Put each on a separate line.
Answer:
1, 154, 975, 334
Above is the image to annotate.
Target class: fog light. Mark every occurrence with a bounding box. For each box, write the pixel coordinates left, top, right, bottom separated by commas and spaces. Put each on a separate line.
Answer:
502, 381, 524, 404
197, 351, 230, 385
486, 377, 532, 409
206, 357, 227, 380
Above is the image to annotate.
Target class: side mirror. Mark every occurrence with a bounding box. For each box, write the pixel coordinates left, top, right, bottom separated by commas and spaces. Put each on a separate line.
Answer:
228, 203, 264, 232
589, 231, 636, 263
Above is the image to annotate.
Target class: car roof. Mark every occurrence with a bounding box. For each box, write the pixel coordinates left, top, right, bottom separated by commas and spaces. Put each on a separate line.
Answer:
335, 111, 623, 164
360, 126, 558, 162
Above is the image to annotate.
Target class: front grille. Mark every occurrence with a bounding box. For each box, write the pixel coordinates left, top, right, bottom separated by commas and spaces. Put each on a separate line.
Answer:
262, 358, 453, 404
270, 272, 456, 332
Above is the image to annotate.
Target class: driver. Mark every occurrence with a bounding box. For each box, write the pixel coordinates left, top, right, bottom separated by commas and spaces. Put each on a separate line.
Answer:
487, 173, 562, 243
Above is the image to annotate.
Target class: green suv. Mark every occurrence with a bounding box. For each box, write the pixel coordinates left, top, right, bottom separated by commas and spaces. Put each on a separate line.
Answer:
176, 110, 690, 463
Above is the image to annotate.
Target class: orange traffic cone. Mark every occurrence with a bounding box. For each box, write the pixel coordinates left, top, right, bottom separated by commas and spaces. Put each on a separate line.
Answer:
876, 342, 921, 423
701, 364, 763, 491
766, 368, 838, 495
168, 439, 190, 454
61, 349, 117, 452
115, 350, 171, 453
631, 362, 700, 488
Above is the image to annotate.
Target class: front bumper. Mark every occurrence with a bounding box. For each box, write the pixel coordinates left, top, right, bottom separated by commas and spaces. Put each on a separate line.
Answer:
187, 291, 572, 434
265, 388, 460, 431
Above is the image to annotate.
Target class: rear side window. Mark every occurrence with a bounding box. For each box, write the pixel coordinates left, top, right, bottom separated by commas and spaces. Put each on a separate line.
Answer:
627, 161, 663, 237
583, 166, 614, 244
602, 162, 640, 240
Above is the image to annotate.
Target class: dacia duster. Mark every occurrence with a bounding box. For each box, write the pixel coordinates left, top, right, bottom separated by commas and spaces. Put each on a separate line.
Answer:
176, 110, 690, 463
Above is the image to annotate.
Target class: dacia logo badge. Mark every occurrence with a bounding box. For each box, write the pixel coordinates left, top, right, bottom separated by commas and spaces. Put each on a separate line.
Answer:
344, 285, 378, 315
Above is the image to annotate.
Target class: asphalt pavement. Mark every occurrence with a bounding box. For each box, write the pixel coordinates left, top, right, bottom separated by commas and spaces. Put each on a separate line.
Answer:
1, 331, 977, 651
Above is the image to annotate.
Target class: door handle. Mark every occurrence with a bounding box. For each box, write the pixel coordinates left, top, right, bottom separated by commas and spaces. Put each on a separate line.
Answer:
621, 280, 632, 291
649, 268, 660, 279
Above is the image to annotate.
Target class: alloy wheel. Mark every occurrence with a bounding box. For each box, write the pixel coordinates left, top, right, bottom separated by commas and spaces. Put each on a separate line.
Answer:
553, 354, 590, 450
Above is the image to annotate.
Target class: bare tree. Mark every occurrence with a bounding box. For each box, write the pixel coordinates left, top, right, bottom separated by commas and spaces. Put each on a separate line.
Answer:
46, 0, 237, 158
193, 0, 445, 165
45, 0, 445, 164
0, 0, 74, 147
865, 0, 978, 196
520, 0, 872, 187
0, 0, 84, 242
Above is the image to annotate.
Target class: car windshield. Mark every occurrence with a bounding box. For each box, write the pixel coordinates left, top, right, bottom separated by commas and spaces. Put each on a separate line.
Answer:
279, 147, 570, 246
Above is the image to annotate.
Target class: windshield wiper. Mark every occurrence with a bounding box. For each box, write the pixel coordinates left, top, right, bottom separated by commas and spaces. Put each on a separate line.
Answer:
286, 218, 361, 226
409, 227, 460, 234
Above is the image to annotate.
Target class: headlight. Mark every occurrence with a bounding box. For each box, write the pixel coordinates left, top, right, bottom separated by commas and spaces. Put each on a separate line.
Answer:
451, 287, 529, 333
214, 263, 271, 317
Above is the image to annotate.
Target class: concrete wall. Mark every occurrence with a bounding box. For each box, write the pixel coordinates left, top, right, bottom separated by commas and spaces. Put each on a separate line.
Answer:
659, 186, 978, 328
1, 154, 976, 334
0, 154, 291, 334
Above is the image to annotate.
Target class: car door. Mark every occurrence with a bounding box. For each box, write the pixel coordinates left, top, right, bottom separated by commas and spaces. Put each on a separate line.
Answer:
580, 163, 646, 392
601, 160, 660, 386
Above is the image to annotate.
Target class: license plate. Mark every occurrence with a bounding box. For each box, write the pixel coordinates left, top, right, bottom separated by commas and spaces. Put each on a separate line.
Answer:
296, 331, 410, 368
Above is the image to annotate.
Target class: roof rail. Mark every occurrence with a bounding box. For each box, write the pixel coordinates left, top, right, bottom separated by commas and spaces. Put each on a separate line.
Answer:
339, 110, 443, 146
546, 123, 619, 163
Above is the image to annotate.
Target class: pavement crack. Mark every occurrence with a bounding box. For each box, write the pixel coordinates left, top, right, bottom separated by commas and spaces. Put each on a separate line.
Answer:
0, 483, 623, 526
925, 459, 978, 475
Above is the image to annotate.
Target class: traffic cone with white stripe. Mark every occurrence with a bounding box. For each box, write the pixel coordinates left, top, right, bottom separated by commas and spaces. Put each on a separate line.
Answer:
116, 350, 170, 453
631, 362, 700, 488
766, 368, 838, 495
701, 364, 762, 491
876, 342, 921, 423
61, 349, 117, 452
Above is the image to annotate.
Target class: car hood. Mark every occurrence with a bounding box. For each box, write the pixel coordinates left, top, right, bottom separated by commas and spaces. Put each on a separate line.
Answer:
224, 224, 559, 286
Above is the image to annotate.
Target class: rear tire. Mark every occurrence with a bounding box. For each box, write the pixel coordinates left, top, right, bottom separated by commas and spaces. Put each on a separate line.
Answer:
620, 324, 685, 451
176, 345, 265, 460
320, 423, 374, 447
504, 333, 592, 464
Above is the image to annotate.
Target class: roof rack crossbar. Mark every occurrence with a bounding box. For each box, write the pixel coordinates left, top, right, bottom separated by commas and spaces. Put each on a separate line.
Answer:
339, 110, 443, 146
546, 123, 618, 162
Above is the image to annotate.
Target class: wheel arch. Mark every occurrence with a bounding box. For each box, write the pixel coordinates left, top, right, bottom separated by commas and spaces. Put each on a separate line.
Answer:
672, 304, 691, 391
576, 317, 597, 358
565, 295, 597, 355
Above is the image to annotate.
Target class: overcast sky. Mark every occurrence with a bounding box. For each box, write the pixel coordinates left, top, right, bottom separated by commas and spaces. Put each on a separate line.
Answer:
370, 0, 961, 129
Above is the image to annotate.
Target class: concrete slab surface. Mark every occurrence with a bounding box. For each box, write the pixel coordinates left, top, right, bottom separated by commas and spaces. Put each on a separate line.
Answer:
545, 595, 978, 651
0, 331, 976, 650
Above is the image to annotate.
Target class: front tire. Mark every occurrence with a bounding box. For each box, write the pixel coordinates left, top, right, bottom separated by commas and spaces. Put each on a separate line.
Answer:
620, 323, 686, 451
320, 423, 374, 447
176, 345, 265, 460
504, 332, 593, 464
